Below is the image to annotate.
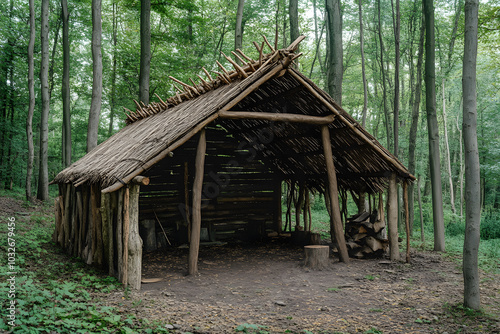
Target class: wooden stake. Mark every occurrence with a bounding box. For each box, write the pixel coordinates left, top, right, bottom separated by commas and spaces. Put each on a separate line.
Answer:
417, 175, 425, 244
127, 184, 142, 290
236, 48, 253, 62
387, 173, 400, 261
403, 181, 411, 263
321, 125, 349, 263
262, 35, 275, 52
202, 67, 213, 82
116, 188, 124, 282
123, 187, 130, 286
184, 161, 191, 240
188, 129, 206, 275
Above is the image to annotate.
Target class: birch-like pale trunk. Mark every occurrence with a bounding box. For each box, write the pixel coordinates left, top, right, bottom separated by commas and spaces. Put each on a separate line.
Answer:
61, 0, 71, 167
442, 79, 456, 214
358, 0, 367, 127
423, 0, 445, 251
26, 0, 35, 201
37, 0, 50, 201
139, 0, 151, 105
235, 0, 245, 55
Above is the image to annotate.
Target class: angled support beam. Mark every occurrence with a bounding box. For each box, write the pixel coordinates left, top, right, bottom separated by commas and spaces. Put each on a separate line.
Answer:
219, 110, 335, 125
188, 129, 206, 275
387, 172, 400, 261
321, 125, 349, 263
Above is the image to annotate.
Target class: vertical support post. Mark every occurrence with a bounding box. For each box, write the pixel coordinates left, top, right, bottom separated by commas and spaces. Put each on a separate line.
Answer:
320, 125, 349, 263
122, 187, 130, 285
387, 172, 400, 261
403, 181, 411, 263
275, 179, 283, 233
189, 129, 206, 275
184, 161, 191, 241
127, 183, 142, 290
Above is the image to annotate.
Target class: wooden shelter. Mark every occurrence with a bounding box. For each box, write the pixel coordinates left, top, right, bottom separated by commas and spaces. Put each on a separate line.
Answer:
52, 37, 414, 290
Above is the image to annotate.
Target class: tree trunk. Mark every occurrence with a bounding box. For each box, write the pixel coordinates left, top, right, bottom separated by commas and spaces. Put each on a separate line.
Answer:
26, 0, 35, 201
462, 0, 480, 311
358, 0, 368, 127
392, 0, 400, 158
235, 0, 245, 57
325, 0, 342, 105
188, 130, 207, 275
62, 0, 71, 167
377, 0, 392, 150
442, 79, 456, 214
408, 13, 425, 236
387, 173, 400, 261
139, 0, 151, 105
423, 0, 445, 251
87, 0, 103, 153
109, 0, 118, 136
37, 0, 50, 201
289, 0, 299, 58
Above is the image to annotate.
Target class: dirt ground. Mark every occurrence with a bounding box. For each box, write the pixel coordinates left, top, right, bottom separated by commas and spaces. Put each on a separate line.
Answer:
2, 196, 498, 333
100, 240, 500, 334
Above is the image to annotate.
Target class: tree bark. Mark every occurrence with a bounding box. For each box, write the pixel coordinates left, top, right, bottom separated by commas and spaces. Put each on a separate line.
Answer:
26, 0, 35, 201
37, 0, 50, 201
442, 79, 456, 214
392, 0, 400, 157
62, 0, 71, 167
462, 0, 480, 311
139, 0, 151, 105
377, 0, 392, 150
87, 0, 103, 153
408, 13, 425, 236
423, 0, 445, 251
325, 0, 343, 105
289, 0, 299, 58
235, 0, 245, 57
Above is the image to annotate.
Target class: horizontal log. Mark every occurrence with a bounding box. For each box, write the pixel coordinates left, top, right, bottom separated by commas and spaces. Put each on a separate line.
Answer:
218, 110, 335, 125
132, 176, 150, 186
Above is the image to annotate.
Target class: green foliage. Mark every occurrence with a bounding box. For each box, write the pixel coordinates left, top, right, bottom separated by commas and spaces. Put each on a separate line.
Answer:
0, 204, 169, 333
480, 212, 500, 240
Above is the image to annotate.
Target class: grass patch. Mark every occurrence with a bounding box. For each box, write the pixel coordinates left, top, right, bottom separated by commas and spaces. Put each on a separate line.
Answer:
0, 197, 169, 333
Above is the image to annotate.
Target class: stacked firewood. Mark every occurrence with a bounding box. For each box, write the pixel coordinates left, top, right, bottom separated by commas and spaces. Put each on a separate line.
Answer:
345, 211, 389, 258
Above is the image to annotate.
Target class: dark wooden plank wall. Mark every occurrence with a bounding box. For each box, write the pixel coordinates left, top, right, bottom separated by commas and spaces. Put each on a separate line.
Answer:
140, 125, 281, 243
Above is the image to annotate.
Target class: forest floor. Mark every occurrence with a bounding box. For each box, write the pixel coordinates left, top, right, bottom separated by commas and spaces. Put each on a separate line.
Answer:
1, 195, 499, 333
106, 240, 500, 333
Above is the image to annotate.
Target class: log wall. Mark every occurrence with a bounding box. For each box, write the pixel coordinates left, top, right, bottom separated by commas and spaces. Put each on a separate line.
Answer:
54, 183, 142, 289
140, 124, 280, 245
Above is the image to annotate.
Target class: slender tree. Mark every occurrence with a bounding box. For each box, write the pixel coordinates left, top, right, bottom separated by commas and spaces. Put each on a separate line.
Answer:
61, 0, 71, 167
87, 0, 103, 153
26, 0, 35, 200
462, 0, 480, 310
109, 0, 118, 136
289, 0, 299, 52
423, 0, 445, 251
235, 0, 245, 55
139, 0, 151, 105
358, 0, 368, 127
325, 0, 342, 105
377, 0, 392, 150
37, 0, 50, 200
392, 0, 400, 157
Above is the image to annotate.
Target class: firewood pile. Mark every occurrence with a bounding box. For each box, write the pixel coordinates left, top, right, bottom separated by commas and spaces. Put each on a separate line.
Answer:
345, 211, 389, 258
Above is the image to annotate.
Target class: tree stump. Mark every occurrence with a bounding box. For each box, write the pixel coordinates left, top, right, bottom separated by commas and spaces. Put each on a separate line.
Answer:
304, 245, 330, 270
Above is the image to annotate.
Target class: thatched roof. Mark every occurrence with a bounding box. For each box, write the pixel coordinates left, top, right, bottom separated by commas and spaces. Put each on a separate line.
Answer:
53, 37, 414, 194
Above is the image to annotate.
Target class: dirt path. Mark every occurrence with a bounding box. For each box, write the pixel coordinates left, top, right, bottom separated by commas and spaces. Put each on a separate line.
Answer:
99, 241, 499, 333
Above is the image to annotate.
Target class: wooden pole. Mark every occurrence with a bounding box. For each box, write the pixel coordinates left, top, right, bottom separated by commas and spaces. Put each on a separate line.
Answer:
417, 175, 425, 244
218, 110, 335, 125
116, 188, 124, 283
403, 181, 411, 263
184, 162, 191, 241
123, 187, 130, 286
127, 183, 142, 290
387, 172, 400, 261
188, 129, 207, 275
320, 125, 349, 263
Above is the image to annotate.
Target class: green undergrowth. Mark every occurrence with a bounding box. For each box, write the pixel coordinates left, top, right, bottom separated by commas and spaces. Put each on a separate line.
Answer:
0, 196, 169, 333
